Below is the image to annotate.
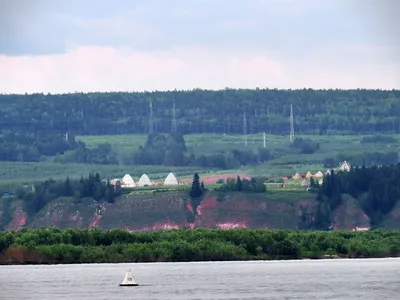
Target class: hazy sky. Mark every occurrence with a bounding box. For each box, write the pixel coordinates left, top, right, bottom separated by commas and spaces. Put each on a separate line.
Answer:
0, 0, 399, 93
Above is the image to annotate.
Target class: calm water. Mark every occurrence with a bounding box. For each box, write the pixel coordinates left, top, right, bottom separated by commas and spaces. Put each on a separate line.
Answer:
1, 258, 399, 299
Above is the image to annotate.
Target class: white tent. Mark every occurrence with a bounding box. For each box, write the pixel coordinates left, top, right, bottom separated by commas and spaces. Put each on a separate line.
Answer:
339, 161, 351, 172
138, 174, 153, 187
121, 174, 136, 188
314, 171, 323, 178
293, 172, 302, 180
163, 172, 179, 186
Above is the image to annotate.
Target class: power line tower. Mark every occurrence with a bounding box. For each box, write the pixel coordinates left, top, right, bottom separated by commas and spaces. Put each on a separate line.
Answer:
263, 131, 266, 148
289, 103, 295, 142
149, 100, 154, 134
243, 111, 248, 146
171, 98, 177, 133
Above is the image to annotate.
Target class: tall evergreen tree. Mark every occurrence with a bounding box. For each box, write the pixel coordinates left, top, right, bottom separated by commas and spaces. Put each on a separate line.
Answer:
189, 173, 203, 198
310, 177, 315, 188
236, 175, 243, 191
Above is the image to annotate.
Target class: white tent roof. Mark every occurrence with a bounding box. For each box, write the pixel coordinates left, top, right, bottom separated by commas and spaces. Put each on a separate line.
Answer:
138, 174, 153, 186
314, 171, 323, 178
122, 174, 135, 187
293, 172, 302, 179
339, 161, 351, 172
163, 172, 178, 186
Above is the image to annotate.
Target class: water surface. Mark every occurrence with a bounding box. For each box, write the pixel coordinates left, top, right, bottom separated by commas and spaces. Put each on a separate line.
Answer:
1, 258, 399, 299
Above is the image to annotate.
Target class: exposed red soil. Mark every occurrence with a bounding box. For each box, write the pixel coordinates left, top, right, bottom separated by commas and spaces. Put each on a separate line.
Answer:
331, 195, 370, 230
6, 207, 27, 230
182, 173, 252, 184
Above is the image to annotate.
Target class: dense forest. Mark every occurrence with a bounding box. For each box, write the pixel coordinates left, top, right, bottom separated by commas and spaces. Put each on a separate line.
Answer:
314, 164, 400, 229
0, 228, 399, 264
13, 173, 122, 215
1, 89, 400, 135
0, 130, 117, 164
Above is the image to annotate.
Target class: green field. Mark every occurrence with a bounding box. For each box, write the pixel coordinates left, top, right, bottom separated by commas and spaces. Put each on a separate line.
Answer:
0, 133, 399, 185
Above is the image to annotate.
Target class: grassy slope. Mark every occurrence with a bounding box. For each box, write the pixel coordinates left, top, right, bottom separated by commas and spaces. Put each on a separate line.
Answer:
0, 132, 399, 230
0, 162, 207, 185
78, 133, 400, 178
1, 133, 399, 184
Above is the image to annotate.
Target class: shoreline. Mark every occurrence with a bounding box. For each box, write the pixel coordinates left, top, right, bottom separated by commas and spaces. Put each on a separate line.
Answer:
1, 228, 399, 266
2, 254, 400, 266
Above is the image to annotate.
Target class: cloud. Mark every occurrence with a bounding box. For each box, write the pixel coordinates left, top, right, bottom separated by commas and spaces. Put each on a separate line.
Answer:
0, 0, 398, 91
0, 0, 379, 55
0, 45, 398, 94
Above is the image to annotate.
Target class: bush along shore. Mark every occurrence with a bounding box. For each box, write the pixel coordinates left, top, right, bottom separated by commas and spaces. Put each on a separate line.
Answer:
0, 228, 399, 265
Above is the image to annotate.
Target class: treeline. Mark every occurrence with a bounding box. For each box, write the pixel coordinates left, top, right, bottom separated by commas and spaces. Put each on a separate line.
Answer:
0, 130, 117, 164
219, 176, 267, 193
1, 89, 400, 136
0, 131, 81, 162
16, 173, 122, 214
323, 151, 399, 168
124, 133, 274, 169
291, 137, 319, 154
0, 228, 399, 264
315, 164, 400, 229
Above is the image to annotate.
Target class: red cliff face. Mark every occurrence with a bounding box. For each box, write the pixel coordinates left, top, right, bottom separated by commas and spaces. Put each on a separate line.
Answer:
7, 206, 27, 230
330, 194, 370, 230
0, 191, 388, 231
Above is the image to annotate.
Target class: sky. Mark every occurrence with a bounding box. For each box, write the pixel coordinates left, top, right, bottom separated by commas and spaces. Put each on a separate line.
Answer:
0, 0, 399, 94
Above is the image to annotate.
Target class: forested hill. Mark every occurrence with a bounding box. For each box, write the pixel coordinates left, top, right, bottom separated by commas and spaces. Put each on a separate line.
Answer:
1, 89, 400, 135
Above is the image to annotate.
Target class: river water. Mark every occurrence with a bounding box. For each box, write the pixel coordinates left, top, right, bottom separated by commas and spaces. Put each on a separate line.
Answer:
0, 258, 399, 299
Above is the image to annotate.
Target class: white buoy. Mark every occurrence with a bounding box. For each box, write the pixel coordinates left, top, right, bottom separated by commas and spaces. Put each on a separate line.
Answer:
119, 269, 139, 287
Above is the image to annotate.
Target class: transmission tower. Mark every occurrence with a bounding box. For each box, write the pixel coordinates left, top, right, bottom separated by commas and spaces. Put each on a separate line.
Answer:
243, 111, 248, 146
289, 103, 295, 141
149, 100, 154, 134
263, 131, 266, 148
171, 98, 177, 133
